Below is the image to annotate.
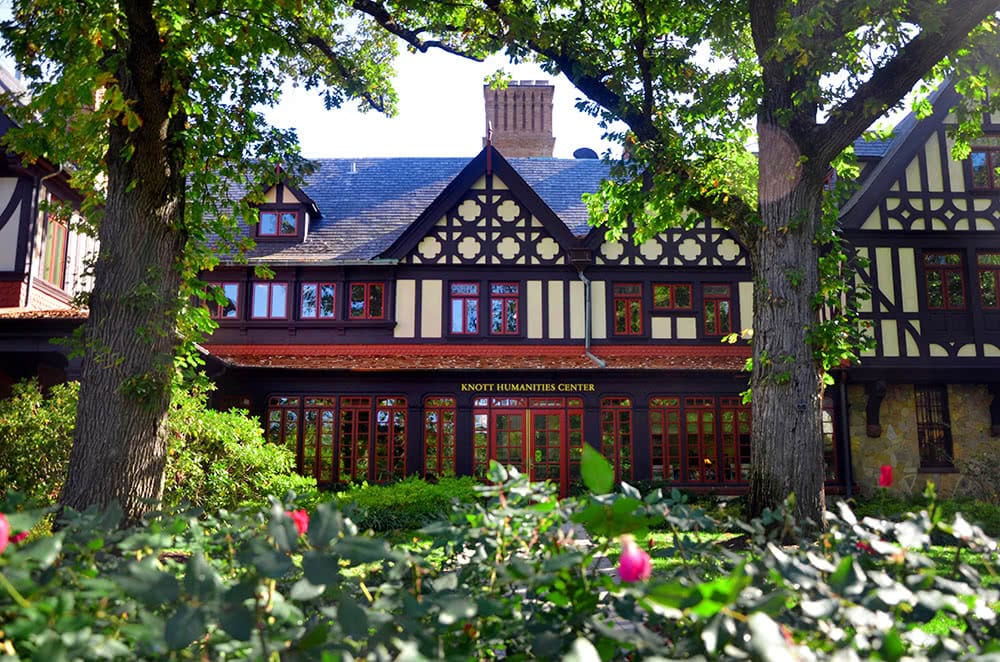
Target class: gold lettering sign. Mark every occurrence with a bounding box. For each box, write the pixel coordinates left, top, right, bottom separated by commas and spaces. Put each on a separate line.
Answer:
460, 383, 596, 393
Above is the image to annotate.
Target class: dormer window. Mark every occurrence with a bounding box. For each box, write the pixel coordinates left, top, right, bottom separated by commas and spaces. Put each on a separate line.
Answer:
259, 210, 298, 237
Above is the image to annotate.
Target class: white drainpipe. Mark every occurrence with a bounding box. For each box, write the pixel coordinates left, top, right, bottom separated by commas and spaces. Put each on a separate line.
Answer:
577, 270, 606, 368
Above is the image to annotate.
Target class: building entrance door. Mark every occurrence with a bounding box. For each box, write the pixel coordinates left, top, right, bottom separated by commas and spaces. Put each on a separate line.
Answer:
477, 396, 578, 496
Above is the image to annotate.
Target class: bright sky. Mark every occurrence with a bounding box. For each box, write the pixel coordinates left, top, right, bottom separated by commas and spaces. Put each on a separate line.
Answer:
265, 49, 621, 160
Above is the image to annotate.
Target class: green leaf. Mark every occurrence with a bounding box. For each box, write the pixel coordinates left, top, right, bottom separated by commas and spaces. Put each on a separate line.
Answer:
580, 444, 614, 495
307, 504, 344, 547
290, 578, 327, 601
219, 603, 255, 641
165, 604, 206, 650
117, 556, 181, 607
20, 533, 63, 568
252, 547, 294, 578
337, 594, 369, 640
880, 629, 905, 662
302, 551, 341, 586
183, 552, 222, 603
335, 536, 391, 564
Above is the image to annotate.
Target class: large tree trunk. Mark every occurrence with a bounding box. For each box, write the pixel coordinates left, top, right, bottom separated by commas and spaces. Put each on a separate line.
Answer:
60, 0, 188, 524
746, 120, 827, 526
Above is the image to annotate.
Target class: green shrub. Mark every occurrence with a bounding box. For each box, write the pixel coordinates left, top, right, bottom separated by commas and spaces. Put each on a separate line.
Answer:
1, 454, 998, 660
0, 380, 77, 504
333, 475, 478, 532
0, 379, 317, 511
853, 491, 1000, 537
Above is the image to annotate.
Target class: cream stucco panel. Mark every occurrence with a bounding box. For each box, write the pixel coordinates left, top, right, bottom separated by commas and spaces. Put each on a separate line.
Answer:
601, 241, 625, 261
905, 160, 921, 191
0, 179, 20, 271
904, 329, 919, 357
881, 320, 899, 357
457, 236, 482, 260
957, 344, 978, 357
548, 281, 565, 339
458, 199, 481, 222
527, 281, 543, 339
492, 175, 509, 190
651, 317, 672, 339
394, 280, 416, 338
569, 281, 585, 339
984, 344, 1000, 357
860, 211, 882, 230
471, 176, 487, 189
876, 247, 895, 310
591, 280, 607, 339
976, 218, 996, 231
898, 248, 917, 313
537, 237, 560, 261
497, 236, 521, 260
417, 236, 443, 261
676, 317, 698, 339
420, 280, 443, 338
717, 238, 742, 262
638, 239, 663, 262
974, 199, 991, 212
739, 281, 753, 331
930, 218, 948, 230
678, 238, 702, 261
497, 199, 520, 222
924, 139, 944, 193
928, 344, 948, 357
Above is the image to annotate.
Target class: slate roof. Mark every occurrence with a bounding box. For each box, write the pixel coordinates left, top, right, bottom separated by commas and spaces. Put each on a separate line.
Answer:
224, 155, 609, 265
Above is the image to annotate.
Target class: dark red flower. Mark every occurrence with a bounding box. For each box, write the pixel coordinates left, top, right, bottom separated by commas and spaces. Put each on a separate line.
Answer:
879, 465, 893, 488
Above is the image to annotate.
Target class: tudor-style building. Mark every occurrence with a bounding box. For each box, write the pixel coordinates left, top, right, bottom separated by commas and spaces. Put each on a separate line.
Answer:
0, 68, 93, 397
841, 83, 1000, 496
4, 77, 999, 498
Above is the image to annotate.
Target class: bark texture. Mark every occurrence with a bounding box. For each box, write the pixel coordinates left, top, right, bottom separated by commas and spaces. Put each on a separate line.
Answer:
60, 0, 187, 524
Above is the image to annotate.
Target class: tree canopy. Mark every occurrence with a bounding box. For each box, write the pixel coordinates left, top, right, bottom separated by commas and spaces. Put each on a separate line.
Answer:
1, 0, 403, 522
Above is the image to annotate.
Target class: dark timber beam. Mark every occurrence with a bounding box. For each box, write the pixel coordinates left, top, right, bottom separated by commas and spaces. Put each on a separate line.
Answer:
865, 381, 888, 438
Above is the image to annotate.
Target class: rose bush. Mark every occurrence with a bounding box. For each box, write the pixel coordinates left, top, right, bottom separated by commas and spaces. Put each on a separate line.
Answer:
0, 448, 996, 660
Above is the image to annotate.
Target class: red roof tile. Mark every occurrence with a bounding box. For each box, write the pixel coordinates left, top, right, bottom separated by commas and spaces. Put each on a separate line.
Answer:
201, 343, 751, 372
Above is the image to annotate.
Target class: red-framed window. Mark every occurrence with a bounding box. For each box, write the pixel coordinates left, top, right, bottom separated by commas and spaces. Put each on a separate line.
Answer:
720, 397, 751, 483
374, 397, 407, 482
924, 252, 965, 310
303, 397, 337, 482
301, 282, 336, 319
424, 397, 457, 478
684, 397, 718, 481
208, 282, 240, 319
339, 396, 372, 482
252, 282, 288, 319
915, 385, 954, 469
600, 397, 633, 480
649, 397, 682, 481
265, 396, 300, 460
652, 283, 692, 310
259, 210, 298, 237
613, 283, 643, 335
703, 285, 732, 335
450, 282, 480, 334
970, 148, 1000, 190
489, 282, 519, 334
349, 282, 385, 319
978, 252, 1000, 309
567, 399, 584, 483
40, 215, 68, 288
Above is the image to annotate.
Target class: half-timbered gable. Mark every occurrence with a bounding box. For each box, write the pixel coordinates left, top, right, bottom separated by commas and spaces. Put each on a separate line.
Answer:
840, 82, 1000, 495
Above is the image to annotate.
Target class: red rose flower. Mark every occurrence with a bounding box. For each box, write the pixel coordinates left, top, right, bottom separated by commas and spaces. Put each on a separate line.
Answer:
286, 509, 309, 536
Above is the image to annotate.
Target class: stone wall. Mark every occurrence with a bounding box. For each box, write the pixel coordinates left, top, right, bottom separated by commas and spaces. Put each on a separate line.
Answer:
847, 383, 994, 497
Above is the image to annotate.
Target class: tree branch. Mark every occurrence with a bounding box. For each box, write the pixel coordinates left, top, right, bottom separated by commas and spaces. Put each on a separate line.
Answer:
812, 0, 1000, 164
350, 0, 485, 61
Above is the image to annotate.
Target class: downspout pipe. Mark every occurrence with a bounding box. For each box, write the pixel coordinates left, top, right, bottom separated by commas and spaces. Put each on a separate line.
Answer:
577, 269, 606, 368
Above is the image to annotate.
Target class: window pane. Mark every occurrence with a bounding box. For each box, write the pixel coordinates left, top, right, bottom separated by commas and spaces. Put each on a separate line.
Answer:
704, 300, 717, 334
947, 273, 964, 307
451, 299, 464, 332
492, 283, 518, 295
320, 284, 335, 317
351, 284, 365, 317
982, 271, 998, 307
221, 283, 239, 318
253, 283, 269, 317
972, 151, 991, 188
466, 299, 478, 333
675, 285, 692, 308
270, 284, 287, 318
491, 299, 503, 332
505, 299, 518, 332
369, 284, 383, 318
260, 212, 277, 235
926, 271, 943, 307
280, 212, 297, 235
653, 285, 671, 308
301, 284, 317, 318
704, 284, 730, 296
718, 300, 731, 333
452, 283, 478, 295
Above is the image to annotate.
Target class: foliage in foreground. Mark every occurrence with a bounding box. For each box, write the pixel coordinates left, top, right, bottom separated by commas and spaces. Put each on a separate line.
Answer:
0, 448, 998, 660
0, 379, 315, 512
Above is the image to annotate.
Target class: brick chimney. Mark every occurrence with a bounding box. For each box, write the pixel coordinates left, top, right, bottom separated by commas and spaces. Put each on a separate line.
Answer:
484, 80, 555, 157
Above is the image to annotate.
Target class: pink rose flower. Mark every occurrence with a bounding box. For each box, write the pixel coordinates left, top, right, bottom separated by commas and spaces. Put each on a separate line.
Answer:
618, 534, 652, 582
878, 465, 893, 488
11, 531, 28, 545
286, 509, 309, 536
0, 513, 9, 554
